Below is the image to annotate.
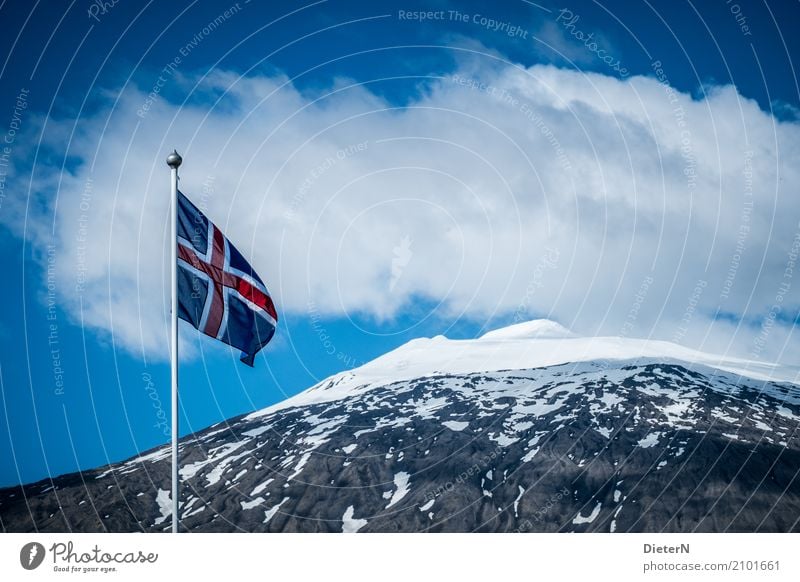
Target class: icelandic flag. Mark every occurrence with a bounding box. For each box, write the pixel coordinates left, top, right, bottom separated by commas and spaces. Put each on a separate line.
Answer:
176, 190, 277, 365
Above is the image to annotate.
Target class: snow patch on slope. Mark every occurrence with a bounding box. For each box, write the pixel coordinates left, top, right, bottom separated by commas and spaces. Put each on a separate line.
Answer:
442, 420, 469, 432
573, 501, 602, 525
342, 506, 367, 532
385, 472, 411, 509
263, 497, 288, 524
154, 489, 171, 526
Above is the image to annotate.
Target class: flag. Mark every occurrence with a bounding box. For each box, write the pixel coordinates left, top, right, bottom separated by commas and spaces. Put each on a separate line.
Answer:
176, 190, 277, 365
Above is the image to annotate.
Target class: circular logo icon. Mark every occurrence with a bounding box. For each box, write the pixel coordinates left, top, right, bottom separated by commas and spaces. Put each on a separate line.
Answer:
19, 542, 46, 570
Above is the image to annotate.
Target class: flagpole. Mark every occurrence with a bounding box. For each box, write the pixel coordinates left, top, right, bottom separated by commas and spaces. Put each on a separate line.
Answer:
166, 149, 182, 533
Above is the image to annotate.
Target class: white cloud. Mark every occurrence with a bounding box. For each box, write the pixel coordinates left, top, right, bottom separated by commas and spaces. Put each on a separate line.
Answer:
4, 58, 799, 365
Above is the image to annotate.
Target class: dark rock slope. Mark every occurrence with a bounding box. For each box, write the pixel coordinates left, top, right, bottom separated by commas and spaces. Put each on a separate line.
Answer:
2, 361, 800, 532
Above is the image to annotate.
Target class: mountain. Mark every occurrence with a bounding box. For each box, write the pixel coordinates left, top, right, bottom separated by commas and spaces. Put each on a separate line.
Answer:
2, 320, 799, 533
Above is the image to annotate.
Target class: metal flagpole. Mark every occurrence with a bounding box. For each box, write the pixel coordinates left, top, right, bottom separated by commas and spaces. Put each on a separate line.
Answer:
166, 149, 182, 533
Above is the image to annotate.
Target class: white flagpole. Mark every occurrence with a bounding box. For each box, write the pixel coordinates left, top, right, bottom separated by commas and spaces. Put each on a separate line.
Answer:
166, 150, 182, 533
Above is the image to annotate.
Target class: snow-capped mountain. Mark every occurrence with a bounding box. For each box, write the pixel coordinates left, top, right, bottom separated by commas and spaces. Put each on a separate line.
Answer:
2, 320, 799, 532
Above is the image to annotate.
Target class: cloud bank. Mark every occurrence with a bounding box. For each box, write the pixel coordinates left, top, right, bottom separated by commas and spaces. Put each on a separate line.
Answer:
5, 54, 799, 365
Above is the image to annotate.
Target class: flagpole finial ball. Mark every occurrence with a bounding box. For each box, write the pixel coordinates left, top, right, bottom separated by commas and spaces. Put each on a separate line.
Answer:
166, 150, 182, 169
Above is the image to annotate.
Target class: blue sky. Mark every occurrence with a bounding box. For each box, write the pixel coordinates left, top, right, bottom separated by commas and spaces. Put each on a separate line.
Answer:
1, 0, 798, 487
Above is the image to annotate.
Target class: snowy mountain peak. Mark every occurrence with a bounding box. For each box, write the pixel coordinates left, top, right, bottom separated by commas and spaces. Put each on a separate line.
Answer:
9, 335, 800, 534
481, 319, 575, 340
248, 320, 798, 419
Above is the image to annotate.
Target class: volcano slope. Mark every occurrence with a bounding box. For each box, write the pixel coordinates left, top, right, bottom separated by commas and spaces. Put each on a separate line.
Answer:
2, 322, 799, 532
